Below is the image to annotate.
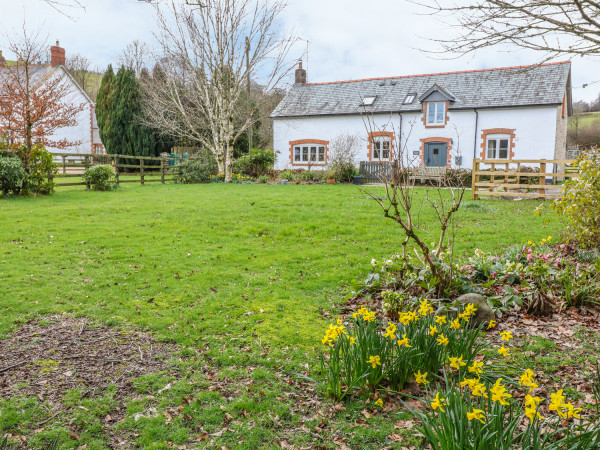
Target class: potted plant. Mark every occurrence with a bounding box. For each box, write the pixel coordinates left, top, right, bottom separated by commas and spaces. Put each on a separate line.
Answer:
326, 169, 336, 184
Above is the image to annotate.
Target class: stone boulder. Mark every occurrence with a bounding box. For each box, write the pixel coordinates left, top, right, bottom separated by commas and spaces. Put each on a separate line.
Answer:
457, 293, 495, 327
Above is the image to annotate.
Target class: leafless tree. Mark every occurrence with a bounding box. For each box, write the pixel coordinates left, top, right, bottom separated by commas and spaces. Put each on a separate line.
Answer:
329, 133, 361, 168
360, 116, 466, 296
414, 1, 600, 60
118, 40, 151, 77
141, 0, 296, 181
41, 0, 85, 17
64, 52, 101, 100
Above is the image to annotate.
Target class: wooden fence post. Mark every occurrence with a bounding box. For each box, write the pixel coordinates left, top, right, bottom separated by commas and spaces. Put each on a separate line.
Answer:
472, 159, 479, 200
114, 156, 120, 186
490, 162, 495, 193
140, 158, 145, 185
84, 155, 90, 171
539, 161, 546, 198
62, 156, 66, 174
161, 157, 165, 184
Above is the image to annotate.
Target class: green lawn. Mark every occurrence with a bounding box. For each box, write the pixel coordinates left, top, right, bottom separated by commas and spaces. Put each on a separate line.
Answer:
0, 184, 563, 448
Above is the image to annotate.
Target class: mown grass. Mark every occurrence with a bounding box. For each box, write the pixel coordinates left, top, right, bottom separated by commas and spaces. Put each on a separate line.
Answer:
0, 184, 563, 448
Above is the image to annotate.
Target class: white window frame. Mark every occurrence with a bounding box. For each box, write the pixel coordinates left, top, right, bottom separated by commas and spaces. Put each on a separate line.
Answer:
426, 102, 446, 125
403, 93, 416, 104
361, 96, 377, 106
371, 136, 392, 162
486, 134, 511, 160
293, 144, 326, 164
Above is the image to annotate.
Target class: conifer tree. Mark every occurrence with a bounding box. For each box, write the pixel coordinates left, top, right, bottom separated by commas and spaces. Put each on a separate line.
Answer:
95, 65, 114, 152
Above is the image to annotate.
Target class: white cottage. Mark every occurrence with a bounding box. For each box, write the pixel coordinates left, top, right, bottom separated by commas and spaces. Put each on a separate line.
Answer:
271, 62, 572, 170
0, 42, 104, 155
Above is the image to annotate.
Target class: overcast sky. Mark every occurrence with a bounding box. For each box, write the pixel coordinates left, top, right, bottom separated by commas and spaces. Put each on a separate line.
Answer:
2, 0, 599, 101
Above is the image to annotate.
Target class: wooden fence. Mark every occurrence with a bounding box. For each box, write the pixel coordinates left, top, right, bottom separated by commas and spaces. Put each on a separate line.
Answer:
49, 152, 183, 187
471, 158, 578, 200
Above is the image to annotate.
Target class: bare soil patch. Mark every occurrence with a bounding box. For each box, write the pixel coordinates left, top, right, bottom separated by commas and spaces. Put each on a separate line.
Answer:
0, 315, 177, 402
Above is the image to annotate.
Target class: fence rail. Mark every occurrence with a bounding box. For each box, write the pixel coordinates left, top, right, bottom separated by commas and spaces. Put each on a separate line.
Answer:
471, 158, 578, 200
49, 152, 184, 187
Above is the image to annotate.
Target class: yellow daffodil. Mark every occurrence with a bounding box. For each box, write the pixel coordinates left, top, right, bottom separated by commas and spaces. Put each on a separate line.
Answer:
397, 333, 411, 348
429, 325, 439, 336
500, 331, 513, 342
431, 392, 448, 412
436, 334, 449, 346
467, 408, 486, 424
498, 345, 509, 358
374, 398, 383, 407
519, 369, 538, 392
558, 402, 582, 420
414, 370, 429, 385
449, 355, 467, 370
383, 322, 397, 340
525, 406, 544, 421
336, 317, 343, 325
487, 320, 496, 329
367, 355, 381, 368
450, 318, 461, 330
418, 299, 432, 316
435, 315, 447, 325
525, 394, 543, 409
472, 382, 488, 398
549, 390, 565, 412
460, 378, 479, 389
490, 379, 512, 405
349, 336, 357, 345
468, 360, 484, 375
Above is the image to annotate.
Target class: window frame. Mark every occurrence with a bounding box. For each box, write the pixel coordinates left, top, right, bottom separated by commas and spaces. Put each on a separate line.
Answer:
289, 140, 329, 166
368, 132, 394, 162
403, 93, 416, 104
486, 134, 511, 160
426, 102, 446, 126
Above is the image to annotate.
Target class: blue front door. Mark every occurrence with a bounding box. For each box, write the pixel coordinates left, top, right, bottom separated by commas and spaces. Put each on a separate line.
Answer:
424, 142, 448, 167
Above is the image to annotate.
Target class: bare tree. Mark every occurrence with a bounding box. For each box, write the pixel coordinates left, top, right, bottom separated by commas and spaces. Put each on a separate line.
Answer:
64, 52, 102, 100
142, 0, 296, 181
41, 0, 85, 16
361, 116, 466, 297
118, 40, 151, 77
415, 1, 600, 60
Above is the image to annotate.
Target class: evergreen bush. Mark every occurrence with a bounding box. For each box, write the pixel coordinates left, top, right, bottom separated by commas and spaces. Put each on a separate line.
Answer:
82, 165, 116, 191
0, 156, 27, 196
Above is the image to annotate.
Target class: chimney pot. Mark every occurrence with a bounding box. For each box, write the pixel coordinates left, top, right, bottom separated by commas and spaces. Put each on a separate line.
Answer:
295, 60, 306, 85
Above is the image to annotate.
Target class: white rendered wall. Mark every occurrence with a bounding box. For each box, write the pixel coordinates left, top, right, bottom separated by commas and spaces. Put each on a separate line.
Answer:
44, 68, 94, 155
273, 105, 560, 171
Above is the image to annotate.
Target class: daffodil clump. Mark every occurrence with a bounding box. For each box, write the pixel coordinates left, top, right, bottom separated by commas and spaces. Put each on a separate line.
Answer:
412, 328, 600, 449
320, 300, 485, 400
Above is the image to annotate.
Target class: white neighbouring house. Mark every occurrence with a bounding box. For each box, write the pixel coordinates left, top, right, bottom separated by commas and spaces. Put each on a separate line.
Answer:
271, 61, 572, 171
0, 42, 104, 155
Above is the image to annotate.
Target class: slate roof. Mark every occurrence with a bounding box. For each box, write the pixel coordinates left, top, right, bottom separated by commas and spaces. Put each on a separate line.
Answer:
271, 61, 571, 118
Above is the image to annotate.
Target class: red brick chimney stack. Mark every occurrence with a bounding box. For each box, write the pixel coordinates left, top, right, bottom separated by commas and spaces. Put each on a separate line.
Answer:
295, 61, 306, 85
50, 41, 65, 67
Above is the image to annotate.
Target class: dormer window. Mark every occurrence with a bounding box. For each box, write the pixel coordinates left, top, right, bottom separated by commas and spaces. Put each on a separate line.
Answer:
427, 102, 446, 125
360, 96, 377, 106
403, 93, 416, 104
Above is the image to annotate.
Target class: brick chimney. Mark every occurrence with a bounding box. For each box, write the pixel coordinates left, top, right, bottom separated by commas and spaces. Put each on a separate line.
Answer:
295, 61, 306, 85
50, 41, 65, 67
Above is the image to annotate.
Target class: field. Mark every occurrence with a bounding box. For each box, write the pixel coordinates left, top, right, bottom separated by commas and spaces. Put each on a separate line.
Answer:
0, 184, 565, 448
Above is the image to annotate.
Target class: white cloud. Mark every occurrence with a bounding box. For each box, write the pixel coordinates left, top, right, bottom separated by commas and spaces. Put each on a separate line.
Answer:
1, 0, 599, 101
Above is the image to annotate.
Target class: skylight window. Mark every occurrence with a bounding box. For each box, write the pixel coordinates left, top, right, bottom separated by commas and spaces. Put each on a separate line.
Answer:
403, 93, 416, 104
360, 96, 377, 106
